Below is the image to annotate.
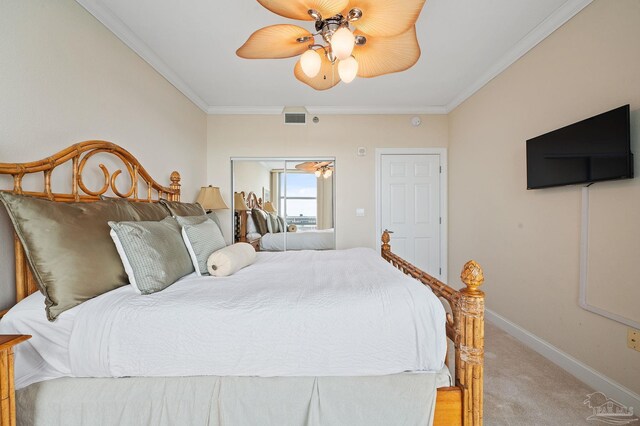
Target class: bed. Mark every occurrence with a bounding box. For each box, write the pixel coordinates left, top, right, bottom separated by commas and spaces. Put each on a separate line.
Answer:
235, 191, 335, 251
0, 142, 485, 426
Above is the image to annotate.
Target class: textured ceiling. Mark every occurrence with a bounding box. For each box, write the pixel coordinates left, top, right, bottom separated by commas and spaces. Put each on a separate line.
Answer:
77, 0, 592, 113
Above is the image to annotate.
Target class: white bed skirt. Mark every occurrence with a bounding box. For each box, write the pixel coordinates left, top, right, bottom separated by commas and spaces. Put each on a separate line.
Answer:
17, 373, 442, 426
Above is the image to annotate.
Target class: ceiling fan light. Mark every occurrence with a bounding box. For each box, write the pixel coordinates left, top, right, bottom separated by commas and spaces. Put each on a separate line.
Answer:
338, 56, 358, 83
324, 169, 333, 178
300, 49, 321, 78
315, 170, 322, 177
330, 27, 355, 61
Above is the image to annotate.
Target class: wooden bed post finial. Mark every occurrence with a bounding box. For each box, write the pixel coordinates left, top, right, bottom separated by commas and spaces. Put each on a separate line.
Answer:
381, 230, 391, 255
461, 260, 484, 295
169, 171, 181, 201
457, 259, 485, 426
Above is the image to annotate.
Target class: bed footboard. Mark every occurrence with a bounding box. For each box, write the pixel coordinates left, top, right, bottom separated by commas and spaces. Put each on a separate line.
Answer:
381, 230, 484, 426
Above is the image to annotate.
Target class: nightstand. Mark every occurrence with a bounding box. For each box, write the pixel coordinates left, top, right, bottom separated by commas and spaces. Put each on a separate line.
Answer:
247, 237, 261, 252
0, 335, 30, 426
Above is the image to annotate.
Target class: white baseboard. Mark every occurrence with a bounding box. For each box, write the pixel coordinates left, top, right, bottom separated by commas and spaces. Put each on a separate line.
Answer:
486, 309, 640, 410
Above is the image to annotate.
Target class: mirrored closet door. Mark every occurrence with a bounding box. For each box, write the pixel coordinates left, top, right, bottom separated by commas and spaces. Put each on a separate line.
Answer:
231, 158, 335, 251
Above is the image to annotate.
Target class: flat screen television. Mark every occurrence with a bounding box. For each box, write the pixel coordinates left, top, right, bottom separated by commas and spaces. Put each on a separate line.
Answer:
526, 105, 633, 189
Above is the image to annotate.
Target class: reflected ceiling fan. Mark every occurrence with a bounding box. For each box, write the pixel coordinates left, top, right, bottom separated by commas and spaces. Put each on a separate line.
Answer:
237, 0, 426, 90
295, 161, 334, 178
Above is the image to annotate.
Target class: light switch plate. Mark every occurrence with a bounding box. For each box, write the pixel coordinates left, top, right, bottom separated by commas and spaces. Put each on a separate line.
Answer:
356, 208, 365, 217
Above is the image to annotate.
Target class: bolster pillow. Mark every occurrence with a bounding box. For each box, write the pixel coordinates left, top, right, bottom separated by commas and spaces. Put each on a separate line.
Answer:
207, 243, 256, 277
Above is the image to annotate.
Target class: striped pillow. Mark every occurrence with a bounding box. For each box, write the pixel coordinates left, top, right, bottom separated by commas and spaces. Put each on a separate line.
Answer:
108, 217, 194, 294
181, 219, 226, 275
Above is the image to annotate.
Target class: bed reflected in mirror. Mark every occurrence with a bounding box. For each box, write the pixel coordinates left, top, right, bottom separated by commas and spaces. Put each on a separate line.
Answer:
231, 159, 335, 251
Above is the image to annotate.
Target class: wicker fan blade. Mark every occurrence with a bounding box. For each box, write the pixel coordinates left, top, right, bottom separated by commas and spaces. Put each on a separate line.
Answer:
295, 161, 333, 171
295, 162, 318, 171
257, 0, 349, 21
294, 50, 341, 90
237, 25, 313, 59
353, 27, 420, 78
343, 0, 425, 37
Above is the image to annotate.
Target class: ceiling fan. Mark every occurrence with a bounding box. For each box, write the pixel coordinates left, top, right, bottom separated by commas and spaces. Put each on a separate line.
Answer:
295, 161, 334, 178
237, 0, 426, 90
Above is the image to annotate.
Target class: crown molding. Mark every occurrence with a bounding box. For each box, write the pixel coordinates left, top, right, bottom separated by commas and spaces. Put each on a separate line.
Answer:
445, 0, 593, 113
207, 105, 448, 115
206, 106, 285, 115
307, 106, 448, 115
75, 0, 209, 112
77, 0, 592, 116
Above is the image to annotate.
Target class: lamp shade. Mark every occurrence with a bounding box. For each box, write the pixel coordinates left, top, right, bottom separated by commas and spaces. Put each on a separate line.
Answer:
234, 192, 250, 211
196, 186, 229, 211
263, 201, 277, 213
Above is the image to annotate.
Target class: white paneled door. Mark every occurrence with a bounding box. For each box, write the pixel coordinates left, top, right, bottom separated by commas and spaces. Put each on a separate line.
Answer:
381, 154, 441, 278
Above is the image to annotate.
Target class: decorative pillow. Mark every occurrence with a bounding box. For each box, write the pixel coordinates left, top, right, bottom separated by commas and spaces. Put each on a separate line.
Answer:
207, 243, 256, 277
277, 216, 287, 233
206, 212, 222, 230
288, 224, 298, 233
180, 219, 226, 275
159, 199, 205, 217
0, 192, 138, 320
175, 214, 207, 227
251, 208, 269, 235
100, 197, 171, 221
109, 217, 194, 294
175, 214, 226, 237
246, 214, 258, 234
267, 212, 280, 233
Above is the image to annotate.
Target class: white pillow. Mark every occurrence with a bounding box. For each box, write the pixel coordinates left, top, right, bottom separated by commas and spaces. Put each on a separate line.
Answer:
246, 214, 258, 234
109, 229, 140, 294
207, 243, 256, 277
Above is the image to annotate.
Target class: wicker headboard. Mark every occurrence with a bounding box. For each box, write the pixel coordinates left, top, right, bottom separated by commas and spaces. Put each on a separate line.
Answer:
0, 141, 181, 310
244, 191, 262, 209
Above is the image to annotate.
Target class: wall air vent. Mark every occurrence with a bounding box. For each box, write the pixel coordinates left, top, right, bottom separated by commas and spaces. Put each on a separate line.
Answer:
283, 107, 307, 125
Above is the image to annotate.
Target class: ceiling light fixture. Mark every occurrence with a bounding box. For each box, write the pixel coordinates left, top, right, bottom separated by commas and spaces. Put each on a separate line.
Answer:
237, 0, 426, 90
314, 166, 333, 179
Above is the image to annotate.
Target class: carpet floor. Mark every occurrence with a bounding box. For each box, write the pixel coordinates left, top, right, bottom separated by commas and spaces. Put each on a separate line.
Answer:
483, 322, 638, 425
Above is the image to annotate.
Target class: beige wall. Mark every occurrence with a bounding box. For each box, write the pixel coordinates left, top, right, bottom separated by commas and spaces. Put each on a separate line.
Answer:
233, 161, 271, 200
0, 0, 207, 310
207, 115, 449, 247
449, 0, 640, 394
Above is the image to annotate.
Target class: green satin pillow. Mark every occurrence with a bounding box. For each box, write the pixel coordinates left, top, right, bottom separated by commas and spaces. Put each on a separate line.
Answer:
0, 193, 143, 321
174, 212, 222, 231
251, 208, 269, 235
100, 197, 171, 221
159, 199, 205, 217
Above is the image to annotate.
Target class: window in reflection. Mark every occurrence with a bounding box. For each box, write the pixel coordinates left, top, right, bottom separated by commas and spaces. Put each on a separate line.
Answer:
280, 172, 318, 230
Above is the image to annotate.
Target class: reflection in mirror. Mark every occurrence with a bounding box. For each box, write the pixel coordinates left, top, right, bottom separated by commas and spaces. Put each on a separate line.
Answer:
232, 159, 335, 251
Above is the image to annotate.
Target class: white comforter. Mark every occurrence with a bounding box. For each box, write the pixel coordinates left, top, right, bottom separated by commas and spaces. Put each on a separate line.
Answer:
1, 248, 446, 389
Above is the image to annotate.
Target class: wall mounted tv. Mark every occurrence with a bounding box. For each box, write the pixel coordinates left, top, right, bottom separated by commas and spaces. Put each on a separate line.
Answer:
526, 105, 633, 189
